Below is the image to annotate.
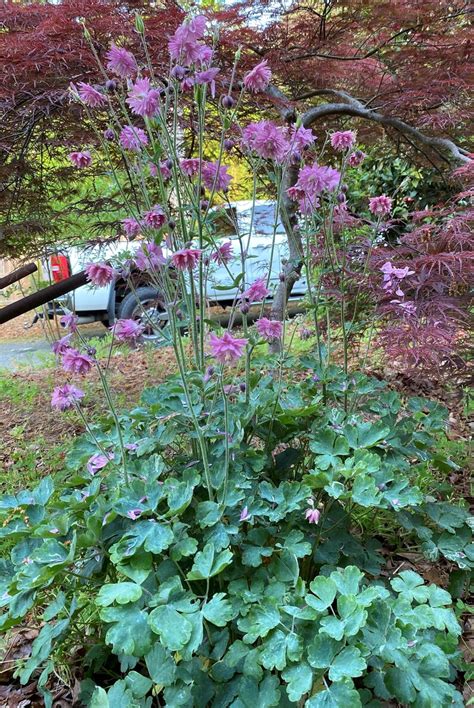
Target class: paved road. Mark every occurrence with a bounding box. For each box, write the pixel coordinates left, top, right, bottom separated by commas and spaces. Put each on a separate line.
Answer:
0, 340, 54, 370
0, 327, 107, 371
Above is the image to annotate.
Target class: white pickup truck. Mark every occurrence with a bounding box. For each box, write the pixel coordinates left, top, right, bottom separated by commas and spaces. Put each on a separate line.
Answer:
46, 200, 307, 339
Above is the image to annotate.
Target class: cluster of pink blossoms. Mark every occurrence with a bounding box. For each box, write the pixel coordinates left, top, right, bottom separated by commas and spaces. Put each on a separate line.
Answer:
122, 205, 167, 240
126, 77, 160, 118
85, 262, 116, 287
171, 248, 202, 270
211, 241, 233, 265
209, 331, 248, 364
69, 151, 92, 168
134, 241, 166, 270
76, 82, 107, 108
256, 318, 283, 342
119, 125, 149, 152
180, 159, 233, 192
242, 122, 316, 164
369, 195, 393, 216
51, 384, 84, 411
111, 318, 145, 342
106, 44, 138, 79
243, 278, 270, 303
287, 163, 341, 214
330, 130, 356, 152
243, 60, 272, 93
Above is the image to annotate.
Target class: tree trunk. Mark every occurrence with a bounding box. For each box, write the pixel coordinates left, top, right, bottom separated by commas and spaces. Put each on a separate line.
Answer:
269, 163, 304, 353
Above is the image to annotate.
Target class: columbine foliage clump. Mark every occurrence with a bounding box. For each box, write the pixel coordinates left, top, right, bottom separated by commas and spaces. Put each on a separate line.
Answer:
0, 12, 471, 708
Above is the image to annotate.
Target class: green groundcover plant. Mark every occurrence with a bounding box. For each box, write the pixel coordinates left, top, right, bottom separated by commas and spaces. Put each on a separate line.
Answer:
0, 12, 472, 707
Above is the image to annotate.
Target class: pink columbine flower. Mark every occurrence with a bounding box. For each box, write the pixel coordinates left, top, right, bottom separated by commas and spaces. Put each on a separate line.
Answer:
243, 277, 270, 303
209, 331, 248, 364
242, 121, 289, 163
69, 151, 92, 168
52, 334, 72, 356
168, 15, 207, 66
369, 195, 393, 216
243, 60, 272, 93
106, 44, 138, 79
126, 509, 142, 520
171, 248, 202, 270
290, 125, 316, 152
201, 161, 232, 191
330, 130, 356, 152
348, 150, 366, 167
180, 158, 201, 177
126, 77, 160, 118
51, 384, 84, 411
143, 205, 166, 230
87, 452, 114, 475
305, 507, 321, 524
287, 163, 340, 214
119, 126, 149, 152
76, 82, 107, 108
150, 161, 171, 180
211, 241, 233, 265
60, 313, 79, 332
62, 348, 94, 375
195, 67, 220, 97
256, 317, 283, 342
134, 241, 166, 270
122, 217, 141, 239
85, 262, 115, 287
239, 506, 251, 522
110, 318, 145, 342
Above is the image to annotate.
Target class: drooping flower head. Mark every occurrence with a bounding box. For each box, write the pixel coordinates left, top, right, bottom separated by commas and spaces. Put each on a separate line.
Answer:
195, 67, 220, 97
243, 60, 272, 93
85, 262, 115, 287
201, 161, 232, 191
122, 217, 141, 239
60, 313, 79, 332
106, 44, 138, 79
69, 151, 92, 168
87, 452, 114, 475
287, 163, 340, 214
330, 130, 356, 152
171, 248, 202, 270
180, 158, 201, 177
126, 78, 160, 118
256, 317, 283, 341
52, 334, 72, 356
51, 384, 84, 411
243, 277, 270, 302
290, 125, 316, 152
305, 498, 321, 524
369, 195, 393, 216
242, 121, 289, 163
62, 348, 94, 375
134, 242, 166, 270
143, 205, 166, 230
209, 331, 248, 364
111, 318, 145, 342
239, 506, 251, 522
168, 15, 208, 66
119, 126, 149, 152
348, 150, 366, 167
211, 241, 233, 265
76, 82, 107, 108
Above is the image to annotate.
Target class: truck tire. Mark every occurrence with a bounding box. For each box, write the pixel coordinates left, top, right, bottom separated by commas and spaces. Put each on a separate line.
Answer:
117, 286, 169, 342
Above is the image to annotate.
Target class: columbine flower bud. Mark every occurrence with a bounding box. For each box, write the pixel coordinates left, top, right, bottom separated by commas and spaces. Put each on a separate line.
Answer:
200, 199, 209, 211
165, 158, 173, 170
337, 192, 346, 204
224, 139, 235, 151
240, 302, 250, 315
104, 128, 115, 141
171, 65, 186, 80
239, 382, 246, 392
279, 272, 286, 282
168, 219, 176, 230
105, 79, 117, 92
222, 95, 235, 109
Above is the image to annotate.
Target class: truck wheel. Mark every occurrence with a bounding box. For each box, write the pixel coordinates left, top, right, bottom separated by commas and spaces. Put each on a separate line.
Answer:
117, 287, 169, 343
